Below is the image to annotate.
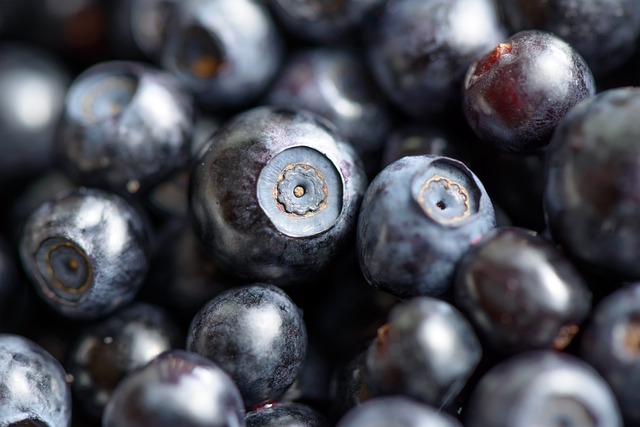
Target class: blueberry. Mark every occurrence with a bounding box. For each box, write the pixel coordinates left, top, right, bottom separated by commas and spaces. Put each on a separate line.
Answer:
544, 87, 640, 280
189, 106, 367, 286
365, 296, 482, 408
364, 0, 507, 119
266, 47, 391, 174
357, 155, 495, 298
19, 188, 151, 319
581, 283, 640, 423
187, 284, 307, 409
246, 402, 328, 427
454, 226, 592, 354
162, 0, 284, 110
335, 396, 463, 427
56, 60, 194, 196
0, 44, 69, 184
465, 351, 622, 427
499, 0, 640, 77
67, 302, 183, 420
0, 333, 72, 426
102, 349, 246, 427
269, 0, 385, 44
463, 30, 596, 153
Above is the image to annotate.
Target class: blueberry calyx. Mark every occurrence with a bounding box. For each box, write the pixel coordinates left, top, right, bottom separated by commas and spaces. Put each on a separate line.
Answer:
553, 324, 580, 351
615, 316, 640, 359
69, 73, 138, 123
276, 163, 328, 216
257, 146, 343, 237
176, 26, 225, 79
412, 159, 479, 226
35, 237, 93, 303
544, 397, 597, 427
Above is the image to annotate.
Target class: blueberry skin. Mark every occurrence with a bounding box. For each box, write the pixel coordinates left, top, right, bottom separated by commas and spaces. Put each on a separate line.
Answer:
102, 349, 246, 427
544, 87, 640, 280
269, 0, 384, 44
187, 284, 307, 409
499, 0, 640, 77
357, 155, 495, 298
162, 0, 284, 110
246, 402, 327, 427
364, 0, 506, 119
463, 30, 596, 153
56, 60, 194, 195
266, 47, 391, 162
466, 351, 622, 427
0, 333, 72, 426
190, 106, 367, 286
0, 44, 69, 183
365, 297, 482, 408
68, 302, 183, 420
19, 188, 150, 319
581, 283, 640, 423
454, 226, 592, 354
336, 396, 463, 427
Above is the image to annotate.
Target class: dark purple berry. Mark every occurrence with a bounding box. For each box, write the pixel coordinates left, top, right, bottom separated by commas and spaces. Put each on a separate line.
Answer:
56, 60, 194, 195
454, 226, 591, 354
465, 351, 622, 427
581, 283, 640, 423
365, 296, 482, 408
357, 155, 495, 298
336, 396, 463, 427
463, 30, 596, 153
246, 402, 327, 427
0, 333, 72, 426
102, 349, 246, 427
189, 106, 366, 286
187, 284, 307, 409
544, 87, 640, 280
161, 0, 283, 110
19, 188, 151, 319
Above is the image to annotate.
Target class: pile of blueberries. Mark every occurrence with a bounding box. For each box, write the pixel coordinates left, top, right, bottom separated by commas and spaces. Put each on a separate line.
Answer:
2, 0, 640, 425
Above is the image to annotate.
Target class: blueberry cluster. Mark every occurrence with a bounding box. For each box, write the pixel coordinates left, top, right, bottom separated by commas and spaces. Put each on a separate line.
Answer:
1, 0, 640, 426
